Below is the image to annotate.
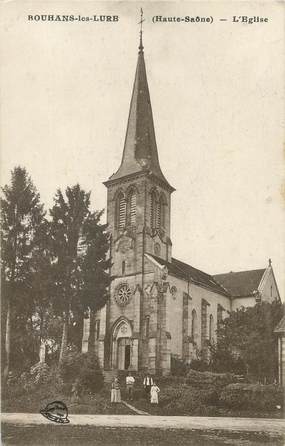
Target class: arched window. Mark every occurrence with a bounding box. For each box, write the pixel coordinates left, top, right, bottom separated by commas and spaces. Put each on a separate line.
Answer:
116, 192, 126, 229
209, 314, 214, 342
144, 316, 150, 338
126, 189, 136, 226
191, 309, 198, 342
150, 191, 157, 229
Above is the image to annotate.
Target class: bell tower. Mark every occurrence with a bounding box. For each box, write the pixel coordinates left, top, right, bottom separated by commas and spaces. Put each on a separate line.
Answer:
103, 22, 174, 371
104, 29, 174, 271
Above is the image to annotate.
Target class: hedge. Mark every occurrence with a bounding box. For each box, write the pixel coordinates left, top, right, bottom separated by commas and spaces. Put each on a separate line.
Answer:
219, 383, 284, 410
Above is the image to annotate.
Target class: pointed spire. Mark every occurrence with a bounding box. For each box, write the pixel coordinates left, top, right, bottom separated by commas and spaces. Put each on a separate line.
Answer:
138, 8, 144, 54
106, 15, 174, 192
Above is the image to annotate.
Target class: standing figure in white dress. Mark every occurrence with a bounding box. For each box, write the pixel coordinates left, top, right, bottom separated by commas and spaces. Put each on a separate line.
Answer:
111, 377, 121, 403
150, 382, 160, 404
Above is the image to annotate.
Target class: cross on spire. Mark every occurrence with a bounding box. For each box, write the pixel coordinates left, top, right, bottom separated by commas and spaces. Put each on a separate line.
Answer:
138, 8, 145, 53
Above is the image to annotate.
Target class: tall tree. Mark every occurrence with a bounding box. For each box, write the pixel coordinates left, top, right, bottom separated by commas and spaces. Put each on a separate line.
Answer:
80, 209, 110, 310
211, 301, 283, 382
1, 167, 45, 381
49, 184, 110, 363
28, 219, 59, 363
79, 208, 111, 351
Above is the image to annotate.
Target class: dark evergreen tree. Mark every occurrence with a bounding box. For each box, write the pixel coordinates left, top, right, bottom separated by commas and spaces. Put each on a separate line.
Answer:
1, 167, 45, 380
28, 218, 61, 363
49, 184, 110, 363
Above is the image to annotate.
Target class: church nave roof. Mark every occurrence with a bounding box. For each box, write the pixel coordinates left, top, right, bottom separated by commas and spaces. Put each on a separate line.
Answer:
147, 253, 230, 297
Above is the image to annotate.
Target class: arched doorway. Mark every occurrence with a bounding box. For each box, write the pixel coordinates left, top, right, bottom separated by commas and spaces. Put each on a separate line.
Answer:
117, 338, 131, 370
111, 319, 133, 370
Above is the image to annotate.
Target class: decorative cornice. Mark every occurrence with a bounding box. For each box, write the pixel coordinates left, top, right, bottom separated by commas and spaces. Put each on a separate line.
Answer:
104, 170, 175, 193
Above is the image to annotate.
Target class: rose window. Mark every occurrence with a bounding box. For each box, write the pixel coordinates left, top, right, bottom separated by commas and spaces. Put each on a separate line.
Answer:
115, 283, 132, 306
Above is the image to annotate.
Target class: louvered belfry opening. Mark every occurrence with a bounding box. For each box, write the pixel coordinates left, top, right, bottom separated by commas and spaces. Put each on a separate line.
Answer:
159, 194, 166, 229
126, 189, 136, 226
150, 191, 157, 230
150, 191, 166, 231
156, 198, 161, 229
116, 192, 126, 230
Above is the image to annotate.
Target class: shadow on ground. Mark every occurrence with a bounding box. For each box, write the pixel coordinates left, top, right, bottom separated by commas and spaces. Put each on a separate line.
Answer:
2, 425, 283, 446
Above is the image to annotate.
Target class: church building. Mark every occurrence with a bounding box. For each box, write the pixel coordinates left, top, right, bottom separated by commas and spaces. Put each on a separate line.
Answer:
81, 35, 281, 375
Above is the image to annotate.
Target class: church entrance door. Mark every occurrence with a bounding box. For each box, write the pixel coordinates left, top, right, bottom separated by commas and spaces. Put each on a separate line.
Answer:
117, 338, 131, 370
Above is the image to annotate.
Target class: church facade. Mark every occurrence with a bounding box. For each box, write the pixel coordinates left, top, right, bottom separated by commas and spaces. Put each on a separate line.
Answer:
81, 37, 281, 375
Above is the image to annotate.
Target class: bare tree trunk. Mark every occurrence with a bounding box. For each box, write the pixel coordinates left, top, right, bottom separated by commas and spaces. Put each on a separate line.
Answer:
88, 310, 95, 352
39, 339, 46, 363
59, 313, 69, 364
39, 310, 45, 363
3, 300, 11, 383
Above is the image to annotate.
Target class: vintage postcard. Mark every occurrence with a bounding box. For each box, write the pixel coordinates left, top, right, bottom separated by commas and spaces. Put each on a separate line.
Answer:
1, 1, 284, 445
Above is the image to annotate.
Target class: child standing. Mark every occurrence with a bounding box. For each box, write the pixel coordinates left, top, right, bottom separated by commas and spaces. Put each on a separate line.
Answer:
150, 382, 160, 404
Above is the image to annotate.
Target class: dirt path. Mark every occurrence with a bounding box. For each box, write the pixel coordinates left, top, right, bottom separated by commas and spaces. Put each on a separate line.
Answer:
2, 413, 285, 435
121, 400, 149, 415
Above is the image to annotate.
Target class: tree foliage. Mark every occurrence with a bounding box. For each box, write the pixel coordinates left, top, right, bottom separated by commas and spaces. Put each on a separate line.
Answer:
1, 168, 110, 377
211, 301, 283, 382
49, 184, 111, 361
1, 167, 45, 282
1, 167, 46, 377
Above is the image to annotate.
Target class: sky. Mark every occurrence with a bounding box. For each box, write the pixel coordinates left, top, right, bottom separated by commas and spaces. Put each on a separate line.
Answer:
1, 1, 284, 300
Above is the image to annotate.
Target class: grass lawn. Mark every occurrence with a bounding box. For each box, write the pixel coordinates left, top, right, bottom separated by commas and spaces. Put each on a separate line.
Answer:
3, 372, 283, 419
127, 379, 284, 419
131, 397, 284, 419
2, 390, 133, 416
3, 387, 283, 419
2, 425, 283, 446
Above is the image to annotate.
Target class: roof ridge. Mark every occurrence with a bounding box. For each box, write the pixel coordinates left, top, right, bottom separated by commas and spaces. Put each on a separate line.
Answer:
172, 257, 214, 279
147, 253, 230, 297
214, 268, 266, 276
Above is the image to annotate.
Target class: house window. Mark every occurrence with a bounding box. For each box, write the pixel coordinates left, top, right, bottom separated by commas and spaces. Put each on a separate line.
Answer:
95, 320, 100, 340
122, 261, 126, 276
201, 300, 208, 345
191, 309, 198, 341
217, 305, 223, 332
209, 315, 214, 342
116, 192, 126, 229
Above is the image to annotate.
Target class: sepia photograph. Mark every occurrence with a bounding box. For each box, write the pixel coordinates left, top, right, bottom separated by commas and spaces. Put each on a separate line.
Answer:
1, 1, 284, 445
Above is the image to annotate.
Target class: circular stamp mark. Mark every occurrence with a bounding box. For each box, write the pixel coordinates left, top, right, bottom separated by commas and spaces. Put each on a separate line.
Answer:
40, 400, 70, 424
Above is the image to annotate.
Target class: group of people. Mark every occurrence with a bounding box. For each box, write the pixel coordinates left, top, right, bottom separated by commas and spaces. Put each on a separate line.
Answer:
111, 372, 160, 405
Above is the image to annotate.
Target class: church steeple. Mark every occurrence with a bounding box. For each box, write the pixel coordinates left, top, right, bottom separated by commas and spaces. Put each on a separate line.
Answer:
105, 28, 174, 192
